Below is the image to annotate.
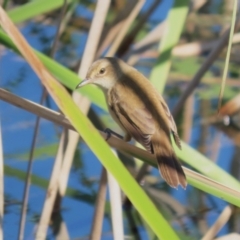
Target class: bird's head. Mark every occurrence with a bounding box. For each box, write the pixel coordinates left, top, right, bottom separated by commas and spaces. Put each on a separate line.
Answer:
76, 58, 123, 91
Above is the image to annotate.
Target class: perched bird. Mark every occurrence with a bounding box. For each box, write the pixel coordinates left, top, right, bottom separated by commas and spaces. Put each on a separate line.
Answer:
76, 57, 187, 189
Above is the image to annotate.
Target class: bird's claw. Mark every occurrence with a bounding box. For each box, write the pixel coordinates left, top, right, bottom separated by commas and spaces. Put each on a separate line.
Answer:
104, 128, 123, 141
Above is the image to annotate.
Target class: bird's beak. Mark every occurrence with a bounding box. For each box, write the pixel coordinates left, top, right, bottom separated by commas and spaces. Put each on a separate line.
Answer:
75, 78, 91, 89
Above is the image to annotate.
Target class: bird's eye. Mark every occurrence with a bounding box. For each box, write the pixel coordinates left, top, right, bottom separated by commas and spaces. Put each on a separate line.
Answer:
99, 68, 105, 74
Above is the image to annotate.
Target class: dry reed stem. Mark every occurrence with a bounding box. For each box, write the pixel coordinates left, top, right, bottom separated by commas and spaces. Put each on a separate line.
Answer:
0, 88, 71, 128
117, 0, 161, 56
96, 0, 138, 58
0, 121, 3, 240
96, 21, 124, 57
106, 0, 145, 57
107, 150, 124, 240
173, 32, 240, 57
215, 233, 240, 240
202, 206, 232, 240
89, 168, 107, 240
36, 132, 67, 239
1, 88, 240, 202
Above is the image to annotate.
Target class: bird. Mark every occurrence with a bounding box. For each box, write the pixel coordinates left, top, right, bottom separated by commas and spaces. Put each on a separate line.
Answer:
76, 57, 187, 189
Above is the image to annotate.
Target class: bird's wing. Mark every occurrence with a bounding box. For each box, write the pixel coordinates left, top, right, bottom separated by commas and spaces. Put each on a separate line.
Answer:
158, 95, 182, 149
110, 88, 155, 153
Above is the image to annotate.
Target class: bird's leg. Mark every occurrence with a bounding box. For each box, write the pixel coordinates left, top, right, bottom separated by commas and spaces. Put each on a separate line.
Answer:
104, 128, 123, 141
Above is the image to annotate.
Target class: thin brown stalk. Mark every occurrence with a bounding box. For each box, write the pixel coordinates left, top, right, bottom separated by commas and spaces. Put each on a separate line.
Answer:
0, 121, 3, 240
198, 100, 210, 154
49, 0, 68, 57
18, 89, 47, 240
18, 1, 68, 239
201, 206, 232, 240
89, 168, 107, 240
172, 26, 233, 118
1, 89, 240, 202
0, 88, 71, 129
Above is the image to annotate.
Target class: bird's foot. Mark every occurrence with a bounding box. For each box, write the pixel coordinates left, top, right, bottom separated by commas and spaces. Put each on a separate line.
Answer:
104, 128, 123, 141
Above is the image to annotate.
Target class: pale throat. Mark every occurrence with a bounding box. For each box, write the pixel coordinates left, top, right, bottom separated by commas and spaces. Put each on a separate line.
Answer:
95, 77, 116, 92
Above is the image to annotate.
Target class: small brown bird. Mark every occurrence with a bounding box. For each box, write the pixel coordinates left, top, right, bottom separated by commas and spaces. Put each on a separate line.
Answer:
76, 57, 187, 189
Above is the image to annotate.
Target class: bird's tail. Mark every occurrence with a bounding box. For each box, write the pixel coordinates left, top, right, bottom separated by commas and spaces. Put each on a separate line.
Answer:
153, 144, 187, 189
